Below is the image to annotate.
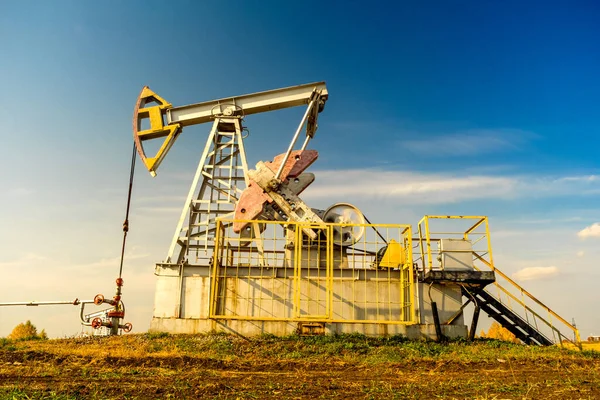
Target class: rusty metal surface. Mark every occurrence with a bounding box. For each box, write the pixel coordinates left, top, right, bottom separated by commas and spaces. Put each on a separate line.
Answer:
265, 150, 318, 180
233, 150, 319, 233
233, 182, 272, 230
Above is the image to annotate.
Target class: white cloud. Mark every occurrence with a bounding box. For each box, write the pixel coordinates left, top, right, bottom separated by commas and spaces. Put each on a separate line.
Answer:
577, 251, 585, 257
505, 216, 584, 225
5, 187, 35, 197
398, 129, 535, 156
136, 206, 183, 214
302, 169, 600, 205
76, 251, 150, 270
556, 175, 599, 183
135, 195, 187, 204
512, 266, 560, 281
303, 169, 516, 203
0, 253, 47, 268
578, 223, 600, 239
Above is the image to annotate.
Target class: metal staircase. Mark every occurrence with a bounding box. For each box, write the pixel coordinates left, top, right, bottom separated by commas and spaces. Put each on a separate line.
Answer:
461, 285, 553, 345
417, 215, 581, 348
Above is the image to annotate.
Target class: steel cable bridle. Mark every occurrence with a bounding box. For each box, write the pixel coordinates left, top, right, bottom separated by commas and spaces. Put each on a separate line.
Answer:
118, 143, 137, 281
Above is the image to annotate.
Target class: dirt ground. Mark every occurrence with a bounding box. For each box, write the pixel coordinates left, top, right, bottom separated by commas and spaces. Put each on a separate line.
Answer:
1, 335, 599, 399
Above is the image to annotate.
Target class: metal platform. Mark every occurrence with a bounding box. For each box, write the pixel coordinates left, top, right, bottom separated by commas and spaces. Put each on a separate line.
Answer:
421, 270, 496, 286
416, 216, 581, 347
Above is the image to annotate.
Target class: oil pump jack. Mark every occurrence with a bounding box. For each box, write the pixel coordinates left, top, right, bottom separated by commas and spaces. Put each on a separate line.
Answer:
132, 82, 581, 347
0, 82, 580, 344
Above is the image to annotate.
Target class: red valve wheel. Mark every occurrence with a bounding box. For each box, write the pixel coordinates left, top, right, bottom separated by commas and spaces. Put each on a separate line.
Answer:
91, 317, 103, 329
116, 278, 124, 287
93, 294, 105, 305
122, 323, 133, 333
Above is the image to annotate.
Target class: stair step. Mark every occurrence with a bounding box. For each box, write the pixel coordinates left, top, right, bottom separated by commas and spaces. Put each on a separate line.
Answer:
463, 286, 554, 346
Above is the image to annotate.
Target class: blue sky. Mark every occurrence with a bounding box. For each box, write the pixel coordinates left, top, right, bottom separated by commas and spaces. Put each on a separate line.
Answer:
1, 1, 599, 338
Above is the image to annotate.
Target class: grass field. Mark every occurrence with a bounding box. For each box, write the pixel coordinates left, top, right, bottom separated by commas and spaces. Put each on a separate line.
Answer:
1, 333, 600, 399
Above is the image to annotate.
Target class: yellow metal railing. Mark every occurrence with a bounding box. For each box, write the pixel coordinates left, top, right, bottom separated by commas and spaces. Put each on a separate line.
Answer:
417, 215, 581, 348
209, 219, 416, 325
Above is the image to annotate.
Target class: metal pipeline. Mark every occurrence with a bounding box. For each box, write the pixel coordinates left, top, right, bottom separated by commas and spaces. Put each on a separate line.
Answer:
79, 302, 93, 326
0, 299, 94, 307
0, 297, 128, 333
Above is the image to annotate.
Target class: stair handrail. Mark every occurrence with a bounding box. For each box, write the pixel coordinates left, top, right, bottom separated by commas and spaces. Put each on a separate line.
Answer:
473, 252, 581, 346
474, 286, 554, 345
472, 263, 556, 343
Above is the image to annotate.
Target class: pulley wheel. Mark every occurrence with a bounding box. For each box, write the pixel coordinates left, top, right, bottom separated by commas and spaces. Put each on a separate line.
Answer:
322, 203, 366, 246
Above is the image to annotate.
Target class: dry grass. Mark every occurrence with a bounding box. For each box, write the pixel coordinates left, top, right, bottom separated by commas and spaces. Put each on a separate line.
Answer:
1, 333, 600, 399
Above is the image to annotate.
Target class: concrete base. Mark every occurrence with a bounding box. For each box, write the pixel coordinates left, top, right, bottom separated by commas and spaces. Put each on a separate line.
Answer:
149, 263, 470, 341
149, 317, 467, 340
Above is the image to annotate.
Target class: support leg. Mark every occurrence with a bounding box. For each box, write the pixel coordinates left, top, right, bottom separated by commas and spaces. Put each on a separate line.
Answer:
431, 301, 445, 342
469, 306, 481, 341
